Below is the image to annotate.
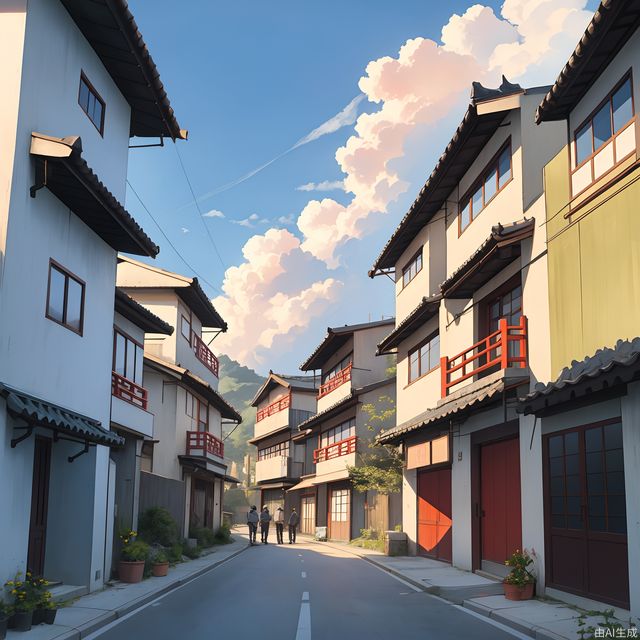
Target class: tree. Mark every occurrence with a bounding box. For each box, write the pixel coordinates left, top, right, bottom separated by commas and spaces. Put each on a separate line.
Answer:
347, 395, 402, 494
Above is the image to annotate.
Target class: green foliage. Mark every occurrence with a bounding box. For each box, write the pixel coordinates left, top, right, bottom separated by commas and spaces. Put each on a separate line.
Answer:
138, 507, 180, 547
121, 540, 150, 562
182, 544, 201, 560
4, 573, 42, 613
504, 549, 535, 586
168, 543, 184, 563
394, 524, 402, 532
350, 528, 385, 552
189, 527, 216, 548
385, 356, 397, 378
152, 550, 169, 564
214, 525, 232, 545
347, 395, 402, 494
577, 609, 636, 640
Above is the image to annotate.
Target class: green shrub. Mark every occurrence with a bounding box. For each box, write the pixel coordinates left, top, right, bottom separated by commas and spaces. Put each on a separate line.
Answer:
138, 508, 180, 547
121, 541, 150, 562
349, 528, 385, 552
182, 545, 201, 560
168, 543, 184, 563
189, 527, 216, 548
152, 549, 169, 564
213, 525, 232, 545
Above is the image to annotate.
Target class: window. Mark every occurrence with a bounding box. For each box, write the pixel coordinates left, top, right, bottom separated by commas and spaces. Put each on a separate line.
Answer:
574, 75, 634, 166
322, 353, 353, 384
258, 441, 290, 461
78, 72, 105, 135
402, 250, 423, 288
113, 330, 144, 384
408, 333, 440, 383
46, 261, 85, 334
459, 140, 512, 233
320, 418, 355, 448
186, 391, 207, 431
181, 315, 191, 342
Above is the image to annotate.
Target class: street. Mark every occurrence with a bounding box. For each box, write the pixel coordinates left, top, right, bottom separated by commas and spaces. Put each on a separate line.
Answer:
86, 538, 524, 640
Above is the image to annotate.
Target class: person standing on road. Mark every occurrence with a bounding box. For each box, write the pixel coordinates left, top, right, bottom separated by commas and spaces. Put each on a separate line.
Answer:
288, 507, 300, 544
274, 506, 285, 544
247, 505, 259, 545
259, 506, 272, 544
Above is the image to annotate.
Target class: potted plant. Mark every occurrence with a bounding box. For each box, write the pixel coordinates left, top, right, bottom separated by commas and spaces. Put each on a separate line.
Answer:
0, 601, 11, 640
29, 575, 51, 625
151, 550, 170, 577
503, 549, 536, 601
118, 532, 149, 583
35, 588, 57, 625
4, 573, 36, 632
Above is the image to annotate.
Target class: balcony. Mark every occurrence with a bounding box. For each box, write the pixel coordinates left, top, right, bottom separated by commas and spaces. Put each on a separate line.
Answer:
186, 430, 224, 461
317, 364, 353, 413
110, 372, 153, 438
257, 393, 291, 422
440, 316, 527, 397
191, 332, 219, 378
314, 435, 357, 463
255, 456, 303, 483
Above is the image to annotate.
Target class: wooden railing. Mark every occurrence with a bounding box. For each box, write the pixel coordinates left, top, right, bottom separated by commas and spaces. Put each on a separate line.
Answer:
191, 332, 219, 378
318, 364, 352, 399
256, 393, 291, 422
440, 316, 527, 397
112, 372, 148, 410
314, 435, 357, 463
186, 431, 224, 458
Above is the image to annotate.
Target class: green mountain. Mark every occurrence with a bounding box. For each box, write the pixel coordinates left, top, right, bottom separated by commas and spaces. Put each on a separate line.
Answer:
218, 354, 265, 476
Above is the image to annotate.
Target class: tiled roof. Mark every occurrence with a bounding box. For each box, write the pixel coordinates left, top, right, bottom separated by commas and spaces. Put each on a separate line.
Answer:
520, 338, 640, 414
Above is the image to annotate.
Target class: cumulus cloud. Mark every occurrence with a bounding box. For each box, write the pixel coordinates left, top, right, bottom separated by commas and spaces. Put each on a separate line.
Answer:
202, 209, 225, 218
181, 227, 190, 234
230, 213, 260, 228
212, 229, 342, 367
296, 180, 345, 192
277, 214, 295, 225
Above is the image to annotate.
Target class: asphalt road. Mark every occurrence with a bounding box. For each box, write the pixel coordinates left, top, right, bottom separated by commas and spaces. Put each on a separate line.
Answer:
87, 539, 525, 640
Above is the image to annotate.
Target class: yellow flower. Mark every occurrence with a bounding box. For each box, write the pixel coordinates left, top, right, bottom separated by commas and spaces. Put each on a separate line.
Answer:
11, 589, 17, 595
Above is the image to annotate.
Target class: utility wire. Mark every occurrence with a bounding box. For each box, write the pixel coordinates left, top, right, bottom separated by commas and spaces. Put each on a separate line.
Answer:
174, 145, 227, 272
126, 179, 222, 295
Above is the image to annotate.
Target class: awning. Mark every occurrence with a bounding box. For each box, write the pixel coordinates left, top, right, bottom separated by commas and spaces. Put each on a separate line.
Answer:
288, 476, 317, 492
1, 383, 123, 447
440, 218, 535, 299
30, 133, 158, 256
312, 469, 350, 485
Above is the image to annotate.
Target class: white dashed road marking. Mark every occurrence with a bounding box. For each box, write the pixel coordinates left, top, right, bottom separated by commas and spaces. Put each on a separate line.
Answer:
301, 571, 306, 578
295, 592, 311, 640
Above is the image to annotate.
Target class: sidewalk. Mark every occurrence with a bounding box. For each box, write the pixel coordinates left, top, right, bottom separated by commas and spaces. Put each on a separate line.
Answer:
8, 535, 249, 640
312, 537, 629, 640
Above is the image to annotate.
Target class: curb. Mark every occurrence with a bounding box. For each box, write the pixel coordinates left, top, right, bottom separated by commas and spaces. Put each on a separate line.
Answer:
48, 542, 250, 640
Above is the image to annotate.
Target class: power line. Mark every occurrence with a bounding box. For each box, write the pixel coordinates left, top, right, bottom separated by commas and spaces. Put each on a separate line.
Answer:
126, 179, 222, 295
174, 144, 227, 272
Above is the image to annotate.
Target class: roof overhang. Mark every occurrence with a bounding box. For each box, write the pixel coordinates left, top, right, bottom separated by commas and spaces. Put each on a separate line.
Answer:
60, 0, 186, 140
288, 475, 317, 492
176, 281, 227, 331
179, 455, 227, 479
30, 133, 158, 256
377, 295, 442, 355
251, 372, 317, 406
536, 0, 640, 124
247, 424, 291, 445
297, 394, 358, 432
115, 288, 173, 335
440, 218, 535, 299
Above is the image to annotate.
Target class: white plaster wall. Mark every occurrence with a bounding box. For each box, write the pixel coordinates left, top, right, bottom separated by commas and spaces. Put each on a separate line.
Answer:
451, 423, 472, 570
352, 324, 395, 388
402, 468, 418, 555
292, 390, 317, 413
113, 311, 145, 348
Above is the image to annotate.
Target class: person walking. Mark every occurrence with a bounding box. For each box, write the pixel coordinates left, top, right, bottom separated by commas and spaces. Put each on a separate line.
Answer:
247, 505, 259, 545
274, 506, 285, 544
288, 507, 300, 544
259, 506, 272, 544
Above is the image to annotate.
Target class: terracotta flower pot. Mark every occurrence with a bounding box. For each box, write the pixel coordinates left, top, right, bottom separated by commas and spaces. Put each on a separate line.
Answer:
11, 611, 33, 632
152, 562, 169, 577
118, 560, 145, 583
503, 581, 535, 601
43, 609, 57, 625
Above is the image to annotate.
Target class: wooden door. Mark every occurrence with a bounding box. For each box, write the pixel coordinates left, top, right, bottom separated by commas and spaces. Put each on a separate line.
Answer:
28, 438, 52, 576
544, 421, 629, 608
301, 495, 316, 535
190, 478, 214, 530
417, 468, 452, 562
329, 486, 350, 541
480, 437, 522, 571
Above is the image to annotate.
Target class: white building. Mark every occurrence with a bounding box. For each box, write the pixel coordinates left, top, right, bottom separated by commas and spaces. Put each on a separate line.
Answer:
116, 257, 242, 537
0, 0, 184, 592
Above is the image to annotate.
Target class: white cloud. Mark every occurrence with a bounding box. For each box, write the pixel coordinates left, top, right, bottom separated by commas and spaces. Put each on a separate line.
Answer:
202, 209, 225, 218
296, 180, 345, 192
277, 214, 295, 225
181, 227, 190, 234
230, 213, 260, 228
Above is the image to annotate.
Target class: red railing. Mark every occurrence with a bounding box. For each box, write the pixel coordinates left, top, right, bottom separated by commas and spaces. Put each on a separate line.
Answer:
314, 435, 357, 463
186, 431, 224, 458
256, 393, 291, 422
112, 372, 148, 410
192, 332, 219, 378
440, 316, 528, 397
318, 364, 352, 399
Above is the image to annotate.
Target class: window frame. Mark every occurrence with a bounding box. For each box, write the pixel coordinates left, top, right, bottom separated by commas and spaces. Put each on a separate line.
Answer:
458, 138, 513, 236
45, 259, 85, 336
322, 352, 353, 384
112, 328, 145, 385
257, 440, 291, 461
571, 71, 635, 184
181, 314, 192, 344
401, 248, 423, 289
407, 331, 440, 385
320, 417, 356, 448
185, 390, 208, 431
78, 71, 106, 136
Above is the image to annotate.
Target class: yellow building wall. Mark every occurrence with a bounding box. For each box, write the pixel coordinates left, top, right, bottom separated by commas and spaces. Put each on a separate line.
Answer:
545, 146, 640, 376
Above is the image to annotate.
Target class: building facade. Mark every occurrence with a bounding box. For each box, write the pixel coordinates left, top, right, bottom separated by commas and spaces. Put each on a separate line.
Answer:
0, 0, 182, 592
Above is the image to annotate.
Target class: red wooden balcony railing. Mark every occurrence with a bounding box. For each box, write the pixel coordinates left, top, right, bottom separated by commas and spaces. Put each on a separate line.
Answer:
186, 430, 224, 458
112, 372, 148, 410
256, 393, 291, 422
314, 435, 357, 463
192, 332, 219, 378
318, 364, 352, 399
440, 315, 528, 398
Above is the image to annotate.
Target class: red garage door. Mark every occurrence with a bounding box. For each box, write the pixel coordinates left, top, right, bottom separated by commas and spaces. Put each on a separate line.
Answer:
417, 468, 452, 562
480, 437, 522, 574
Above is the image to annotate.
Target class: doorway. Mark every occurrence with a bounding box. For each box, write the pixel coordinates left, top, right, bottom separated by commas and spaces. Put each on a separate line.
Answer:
300, 494, 316, 535
328, 485, 350, 541
28, 438, 52, 576
417, 467, 452, 562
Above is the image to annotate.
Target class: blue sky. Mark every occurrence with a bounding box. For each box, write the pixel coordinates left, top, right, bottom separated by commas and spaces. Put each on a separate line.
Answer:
125, 0, 598, 375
